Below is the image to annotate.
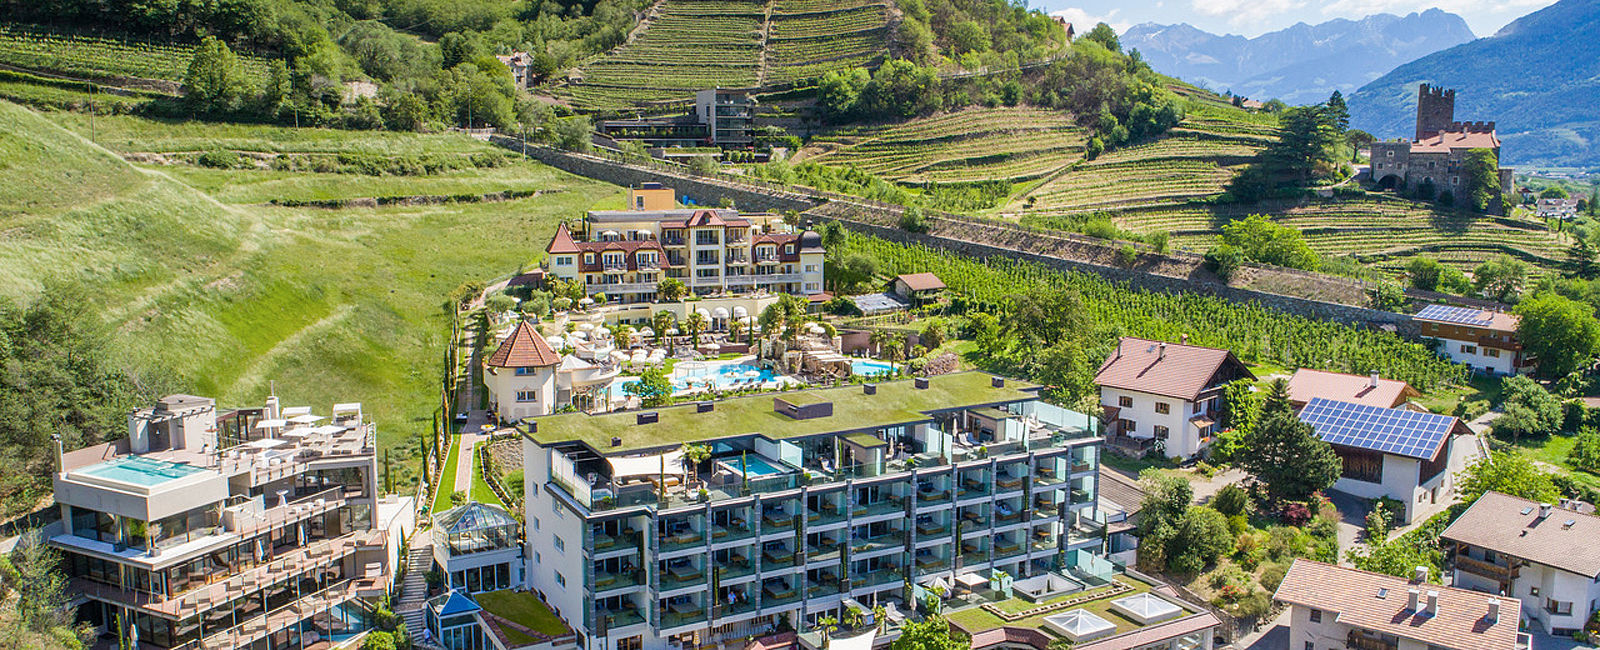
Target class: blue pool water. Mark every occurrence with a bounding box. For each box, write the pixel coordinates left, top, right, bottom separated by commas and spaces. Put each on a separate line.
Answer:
851, 360, 899, 377
75, 456, 205, 487
672, 363, 778, 391
721, 455, 790, 477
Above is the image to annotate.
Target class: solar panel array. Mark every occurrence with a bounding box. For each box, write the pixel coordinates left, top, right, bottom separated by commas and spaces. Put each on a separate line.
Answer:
1414, 304, 1494, 327
1298, 398, 1455, 460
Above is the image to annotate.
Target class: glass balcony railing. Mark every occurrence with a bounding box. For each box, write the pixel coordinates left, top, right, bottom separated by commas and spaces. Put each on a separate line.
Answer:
915, 521, 949, 537
661, 568, 707, 589
762, 586, 801, 607
660, 530, 705, 553
711, 524, 755, 544
808, 503, 847, 525
914, 555, 950, 574
720, 559, 757, 580
995, 475, 1028, 493
716, 600, 758, 617
660, 609, 707, 629
993, 542, 1026, 561
852, 498, 904, 518
592, 570, 642, 592
851, 532, 905, 553
957, 479, 990, 499
602, 608, 646, 629
851, 569, 901, 588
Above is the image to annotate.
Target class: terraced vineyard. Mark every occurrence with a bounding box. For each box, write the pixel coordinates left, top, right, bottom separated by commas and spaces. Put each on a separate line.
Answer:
1116, 197, 1571, 273
803, 107, 1088, 184
1007, 111, 1275, 214
560, 0, 891, 108
560, 0, 767, 110
765, 0, 890, 85
0, 23, 276, 86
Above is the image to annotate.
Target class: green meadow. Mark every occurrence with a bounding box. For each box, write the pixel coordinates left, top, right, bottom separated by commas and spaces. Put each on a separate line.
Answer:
0, 100, 621, 489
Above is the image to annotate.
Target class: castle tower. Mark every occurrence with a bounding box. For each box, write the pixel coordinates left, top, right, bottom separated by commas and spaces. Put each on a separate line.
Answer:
1415, 84, 1455, 140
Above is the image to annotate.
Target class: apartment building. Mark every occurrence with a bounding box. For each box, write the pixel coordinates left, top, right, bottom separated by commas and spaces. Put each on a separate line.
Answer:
49, 392, 402, 649
519, 372, 1105, 650
545, 187, 825, 304
1441, 491, 1600, 635
1094, 337, 1254, 460
1412, 304, 1529, 375
1274, 559, 1526, 650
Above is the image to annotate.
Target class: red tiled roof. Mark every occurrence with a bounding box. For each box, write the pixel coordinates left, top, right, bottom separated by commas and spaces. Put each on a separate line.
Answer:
1094, 337, 1253, 402
1273, 559, 1521, 650
895, 273, 946, 292
1072, 612, 1221, 650
486, 321, 560, 368
1285, 369, 1419, 409
546, 222, 580, 254
572, 240, 669, 272
1441, 491, 1600, 577
685, 210, 726, 227
1411, 130, 1500, 153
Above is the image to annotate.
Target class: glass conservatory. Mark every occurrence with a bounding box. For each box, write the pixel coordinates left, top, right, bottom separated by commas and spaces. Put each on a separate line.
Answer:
432, 502, 524, 593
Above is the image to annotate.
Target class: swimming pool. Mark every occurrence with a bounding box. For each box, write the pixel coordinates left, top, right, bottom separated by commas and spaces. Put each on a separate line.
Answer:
850, 360, 899, 377
74, 456, 206, 487
719, 455, 791, 477
672, 362, 780, 391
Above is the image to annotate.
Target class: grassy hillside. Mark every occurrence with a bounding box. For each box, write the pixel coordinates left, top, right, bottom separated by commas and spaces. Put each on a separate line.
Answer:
2, 102, 620, 488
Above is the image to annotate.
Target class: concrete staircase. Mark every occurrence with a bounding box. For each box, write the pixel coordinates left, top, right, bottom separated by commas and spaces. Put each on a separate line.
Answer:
396, 541, 434, 642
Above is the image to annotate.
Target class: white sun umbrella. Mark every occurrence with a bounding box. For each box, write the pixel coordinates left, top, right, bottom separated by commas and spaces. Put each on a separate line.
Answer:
696, 308, 711, 319
713, 307, 729, 320
578, 297, 595, 306
666, 328, 680, 336
578, 323, 595, 331
638, 326, 655, 337
631, 350, 647, 363
610, 350, 628, 363
570, 330, 589, 340
546, 335, 565, 348
733, 306, 749, 318
597, 326, 612, 337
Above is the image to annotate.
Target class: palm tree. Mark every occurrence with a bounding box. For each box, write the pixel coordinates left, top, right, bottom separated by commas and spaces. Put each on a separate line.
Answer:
685, 312, 709, 346
729, 318, 745, 344
652, 310, 676, 351
881, 332, 907, 363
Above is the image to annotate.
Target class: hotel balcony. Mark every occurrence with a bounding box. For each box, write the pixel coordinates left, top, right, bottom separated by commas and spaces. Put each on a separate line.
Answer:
851, 530, 905, 554
762, 580, 801, 608
660, 563, 707, 590
807, 571, 842, 597
957, 476, 991, 500
175, 579, 360, 650
711, 523, 755, 544
808, 500, 847, 526
660, 607, 707, 631
587, 281, 657, 295
718, 553, 757, 581
592, 568, 643, 593
992, 539, 1026, 562
914, 551, 951, 575
725, 273, 801, 286
960, 543, 989, 565
852, 496, 905, 518
851, 568, 901, 589
915, 518, 950, 538
602, 606, 646, 629
659, 528, 704, 554
762, 544, 798, 569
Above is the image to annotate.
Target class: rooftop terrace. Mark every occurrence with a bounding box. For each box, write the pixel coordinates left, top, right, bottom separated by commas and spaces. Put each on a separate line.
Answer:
945, 571, 1217, 650
526, 372, 1041, 453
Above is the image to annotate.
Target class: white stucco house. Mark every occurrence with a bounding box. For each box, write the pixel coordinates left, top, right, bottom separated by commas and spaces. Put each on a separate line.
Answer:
1094, 337, 1254, 460
1297, 398, 1471, 524
1412, 304, 1530, 376
483, 320, 621, 423
1443, 491, 1600, 636
1274, 559, 1525, 650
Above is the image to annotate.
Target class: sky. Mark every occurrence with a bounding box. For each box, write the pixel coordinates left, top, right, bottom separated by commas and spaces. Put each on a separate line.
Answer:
1040, 0, 1558, 38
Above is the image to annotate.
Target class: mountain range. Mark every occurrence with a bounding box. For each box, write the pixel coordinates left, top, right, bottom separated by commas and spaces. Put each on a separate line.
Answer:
1121, 10, 1475, 106
1347, 0, 1600, 168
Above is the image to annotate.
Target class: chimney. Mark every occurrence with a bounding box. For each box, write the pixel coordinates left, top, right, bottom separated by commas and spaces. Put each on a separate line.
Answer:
1116, 339, 1123, 359
1370, 372, 1380, 389
1413, 566, 1428, 583
863, 383, 877, 395
1539, 503, 1553, 519
637, 411, 658, 425
914, 377, 930, 390
696, 401, 714, 413
1180, 334, 1188, 345
1407, 588, 1420, 611
611, 436, 622, 447
1425, 590, 1439, 615
1488, 598, 1501, 623
991, 377, 1005, 388
1158, 342, 1167, 360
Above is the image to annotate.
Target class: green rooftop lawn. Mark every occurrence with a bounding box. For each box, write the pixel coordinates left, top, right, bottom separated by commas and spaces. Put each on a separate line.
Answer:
432, 438, 461, 513
476, 590, 570, 637
528, 371, 1038, 452
844, 432, 889, 448
944, 575, 1162, 638
778, 391, 831, 406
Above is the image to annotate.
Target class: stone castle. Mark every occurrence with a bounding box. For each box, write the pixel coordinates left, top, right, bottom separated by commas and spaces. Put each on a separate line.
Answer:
1370, 84, 1514, 213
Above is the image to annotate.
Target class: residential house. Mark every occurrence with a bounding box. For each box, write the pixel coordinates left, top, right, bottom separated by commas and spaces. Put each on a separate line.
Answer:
497, 51, 535, 88
1297, 398, 1470, 524
1285, 369, 1420, 410
483, 320, 621, 423
1535, 198, 1581, 219
1441, 491, 1600, 635
49, 392, 403, 649
1412, 304, 1529, 375
1273, 559, 1526, 650
520, 372, 1110, 650
890, 273, 946, 308
1094, 337, 1255, 460
545, 186, 825, 303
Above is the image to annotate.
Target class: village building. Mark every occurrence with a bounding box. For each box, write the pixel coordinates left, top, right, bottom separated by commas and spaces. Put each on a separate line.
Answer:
890, 273, 946, 308
1535, 197, 1582, 219
1411, 304, 1529, 375
544, 185, 825, 304
1296, 398, 1470, 524
1370, 85, 1515, 212
1274, 559, 1526, 650
1285, 368, 1420, 410
1094, 337, 1254, 460
496, 51, 536, 88
1441, 491, 1600, 635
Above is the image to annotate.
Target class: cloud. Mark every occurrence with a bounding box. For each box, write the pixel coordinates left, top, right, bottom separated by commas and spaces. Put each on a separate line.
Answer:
1049, 7, 1131, 33
1190, 0, 1305, 29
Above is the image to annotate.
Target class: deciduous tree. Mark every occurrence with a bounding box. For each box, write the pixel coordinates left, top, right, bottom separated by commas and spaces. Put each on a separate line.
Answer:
1237, 379, 1340, 501
1514, 293, 1600, 378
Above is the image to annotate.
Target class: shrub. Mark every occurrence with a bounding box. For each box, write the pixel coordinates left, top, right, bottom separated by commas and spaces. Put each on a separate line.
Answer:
899, 207, 929, 233
1213, 483, 1250, 517
1279, 502, 1311, 526
363, 631, 397, 650
1226, 514, 1249, 538
198, 149, 244, 169
1166, 507, 1234, 574
1258, 561, 1289, 591
1204, 244, 1244, 282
